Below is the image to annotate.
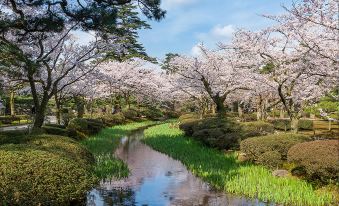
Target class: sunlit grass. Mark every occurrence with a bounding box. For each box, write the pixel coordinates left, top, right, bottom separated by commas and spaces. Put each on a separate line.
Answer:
82, 121, 156, 180
143, 123, 335, 206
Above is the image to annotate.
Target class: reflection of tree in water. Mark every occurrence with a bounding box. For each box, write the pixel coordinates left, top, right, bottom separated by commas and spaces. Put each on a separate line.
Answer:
88, 188, 136, 206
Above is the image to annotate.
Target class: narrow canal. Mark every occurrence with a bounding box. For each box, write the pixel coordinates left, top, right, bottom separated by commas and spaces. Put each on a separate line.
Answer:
87, 129, 268, 206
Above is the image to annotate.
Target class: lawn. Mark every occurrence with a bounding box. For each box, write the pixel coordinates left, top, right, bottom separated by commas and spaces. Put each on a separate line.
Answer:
143, 123, 336, 206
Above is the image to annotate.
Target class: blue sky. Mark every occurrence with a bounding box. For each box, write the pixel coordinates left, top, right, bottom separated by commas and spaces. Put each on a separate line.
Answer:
139, 0, 293, 60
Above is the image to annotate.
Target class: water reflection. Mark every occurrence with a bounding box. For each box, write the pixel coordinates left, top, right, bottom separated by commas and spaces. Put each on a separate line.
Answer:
87, 129, 269, 206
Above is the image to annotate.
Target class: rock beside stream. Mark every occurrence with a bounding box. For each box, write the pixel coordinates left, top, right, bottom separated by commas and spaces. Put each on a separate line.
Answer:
272, 169, 289, 177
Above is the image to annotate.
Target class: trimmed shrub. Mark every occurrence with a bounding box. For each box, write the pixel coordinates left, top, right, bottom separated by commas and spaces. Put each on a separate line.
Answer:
141, 108, 163, 120
288, 140, 339, 182
122, 109, 139, 121
180, 117, 243, 150
240, 133, 311, 162
44, 123, 66, 129
225, 112, 238, 118
0, 130, 28, 145
178, 113, 199, 122
85, 118, 104, 134
240, 121, 275, 138
269, 119, 314, 131
67, 118, 104, 140
192, 127, 240, 150
257, 151, 283, 169
241, 113, 257, 122
269, 119, 291, 131
42, 126, 68, 136
0, 116, 21, 124
179, 120, 198, 136
298, 119, 313, 130
27, 135, 95, 166
163, 110, 181, 119
101, 113, 126, 126
0, 144, 96, 205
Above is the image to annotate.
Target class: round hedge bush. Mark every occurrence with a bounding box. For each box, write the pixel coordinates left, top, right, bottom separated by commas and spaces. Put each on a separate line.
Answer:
240, 133, 311, 162
27, 135, 95, 167
257, 151, 283, 169
0, 144, 96, 205
288, 140, 339, 182
240, 121, 275, 138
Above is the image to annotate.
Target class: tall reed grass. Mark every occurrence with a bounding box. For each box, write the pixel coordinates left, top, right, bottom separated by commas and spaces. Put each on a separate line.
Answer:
143, 123, 335, 206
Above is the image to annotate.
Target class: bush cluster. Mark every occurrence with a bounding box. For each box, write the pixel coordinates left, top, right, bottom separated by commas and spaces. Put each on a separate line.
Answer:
180, 117, 242, 150
240, 121, 275, 138
101, 113, 126, 126
67, 118, 104, 140
241, 113, 257, 122
140, 108, 164, 120
122, 109, 139, 121
240, 133, 311, 168
297, 119, 314, 130
269, 119, 313, 131
42, 126, 68, 136
178, 113, 199, 123
0, 135, 96, 205
0, 115, 29, 124
288, 140, 339, 182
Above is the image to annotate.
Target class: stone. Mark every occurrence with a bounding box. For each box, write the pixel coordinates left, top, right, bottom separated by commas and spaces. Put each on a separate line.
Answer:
237, 152, 249, 162
272, 169, 289, 177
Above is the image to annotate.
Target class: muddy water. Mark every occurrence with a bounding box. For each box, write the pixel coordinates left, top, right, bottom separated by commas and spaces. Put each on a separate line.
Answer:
87, 129, 269, 206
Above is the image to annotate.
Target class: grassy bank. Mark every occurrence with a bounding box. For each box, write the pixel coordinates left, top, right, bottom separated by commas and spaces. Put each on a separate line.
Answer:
81, 121, 157, 180
143, 123, 335, 206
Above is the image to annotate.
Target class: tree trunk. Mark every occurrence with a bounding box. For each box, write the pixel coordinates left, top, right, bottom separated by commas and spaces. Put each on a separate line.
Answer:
256, 97, 263, 121
280, 109, 284, 119
74, 95, 85, 118
55, 94, 61, 125
9, 90, 15, 116
291, 117, 299, 133
211, 103, 216, 114
238, 102, 243, 119
213, 95, 226, 115
32, 97, 49, 132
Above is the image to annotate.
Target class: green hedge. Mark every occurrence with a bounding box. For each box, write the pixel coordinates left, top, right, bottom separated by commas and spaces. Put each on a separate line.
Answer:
44, 123, 66, 129
269, 119, 291, 131
122, 109, 139, 121
298, 120, 314, 130
42, 126, 68, 136
288, 140, 339, 182
67, 118, 104, 140
240, 133, 311, 168
269, 119, 314, 131
241, 113, 257, 122
178, 113, 199, 123
141, 108, 163, 120
101, 113, 126, 126
0, 135, 96, 205
240, 121, 275, 138
180, 117, 242, 150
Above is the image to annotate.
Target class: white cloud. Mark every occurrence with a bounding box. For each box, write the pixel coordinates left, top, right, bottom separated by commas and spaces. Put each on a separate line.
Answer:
162, 0, 197, 10
211, 24, 235, 38
190, 43, 203, 56
196, 24, 235, 47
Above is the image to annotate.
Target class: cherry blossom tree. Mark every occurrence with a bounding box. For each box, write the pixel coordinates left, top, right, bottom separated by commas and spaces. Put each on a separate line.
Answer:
230, 28, 336, 132
167, 45, 252, 114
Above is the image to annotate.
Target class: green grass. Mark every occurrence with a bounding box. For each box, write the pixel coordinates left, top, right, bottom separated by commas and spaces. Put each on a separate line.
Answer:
143, 123, 335, 206
81, 121, 157, 180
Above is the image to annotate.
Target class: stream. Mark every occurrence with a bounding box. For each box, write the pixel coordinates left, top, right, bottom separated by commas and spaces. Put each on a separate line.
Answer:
86, 129, 269, 206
